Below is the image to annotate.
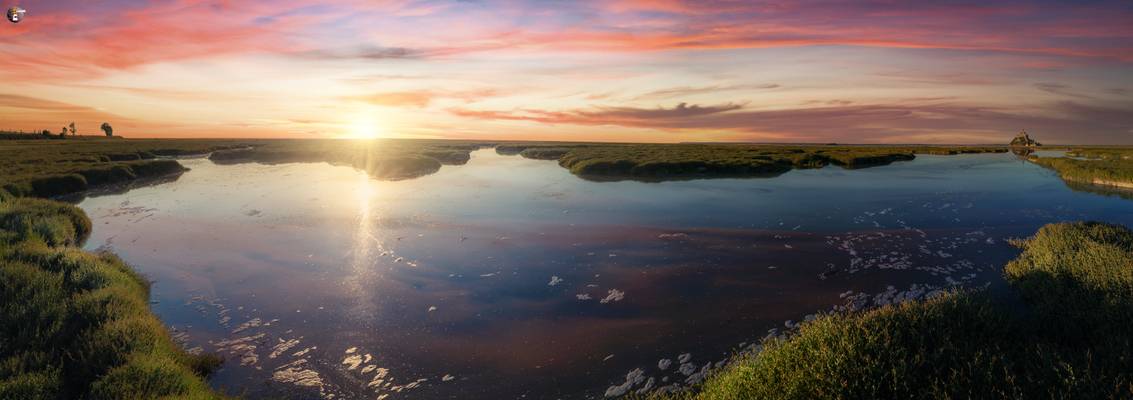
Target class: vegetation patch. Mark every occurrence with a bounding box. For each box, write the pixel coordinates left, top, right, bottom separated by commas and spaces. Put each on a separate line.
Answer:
0, 194, 225, 399
644, 221, 1133, 399
0, 140, 250, 198
494, 143, 1005, 181
1032, 154, 1133, 189
519, 147, 573, 160
207, 139, 484, 180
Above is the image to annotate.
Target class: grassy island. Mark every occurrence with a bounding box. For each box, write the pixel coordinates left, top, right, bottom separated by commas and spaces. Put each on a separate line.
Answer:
497, 143, 1006, 181
646, 221, 1133, 399
207, 139, 487, 181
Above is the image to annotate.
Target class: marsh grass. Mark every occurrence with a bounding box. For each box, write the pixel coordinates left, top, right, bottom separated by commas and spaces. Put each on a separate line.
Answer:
0, 193, 225, 399
1005, 222, 1133, 343
493, 143, 1005, 181
207, 139, 488, 180
649, 222, 1133, 400
1032, 156, 1133, 187
0, 139, 490, 197
1065, 148, 1133, 161
0, 139, 248, 198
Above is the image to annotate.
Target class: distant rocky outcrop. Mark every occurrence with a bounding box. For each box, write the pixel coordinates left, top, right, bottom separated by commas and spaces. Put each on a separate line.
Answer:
1010, 130, 1042, 147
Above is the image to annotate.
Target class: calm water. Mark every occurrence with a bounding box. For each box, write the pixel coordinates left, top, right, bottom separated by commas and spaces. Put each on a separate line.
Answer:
77, 149, 1133, 399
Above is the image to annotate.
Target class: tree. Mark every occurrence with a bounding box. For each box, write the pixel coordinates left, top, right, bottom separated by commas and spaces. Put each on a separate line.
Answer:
100, 122, 113, 137
68, 122, 76, 136
58, 127, 67, 138
41, 129, 51, 137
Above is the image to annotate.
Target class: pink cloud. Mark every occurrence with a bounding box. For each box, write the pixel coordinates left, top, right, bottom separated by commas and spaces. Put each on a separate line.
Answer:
344, 89, 501, 108
0, 0, 348, 80
5, 0, 1130, 83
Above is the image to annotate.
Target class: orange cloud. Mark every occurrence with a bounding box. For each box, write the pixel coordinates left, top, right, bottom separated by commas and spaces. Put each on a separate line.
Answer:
345, 89, 501, 108
0, 93, 135, 133
0, 0, 317, 81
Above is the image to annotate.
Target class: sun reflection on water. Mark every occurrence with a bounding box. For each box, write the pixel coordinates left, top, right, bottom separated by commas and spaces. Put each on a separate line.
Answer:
345, 172, 383, 318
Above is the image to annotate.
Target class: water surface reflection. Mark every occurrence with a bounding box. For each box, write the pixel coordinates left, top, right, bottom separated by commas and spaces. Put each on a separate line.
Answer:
79, 150, 1133, 398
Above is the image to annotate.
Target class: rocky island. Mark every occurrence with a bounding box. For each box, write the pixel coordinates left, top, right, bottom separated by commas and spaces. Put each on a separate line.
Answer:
1009, 130, 1042, 147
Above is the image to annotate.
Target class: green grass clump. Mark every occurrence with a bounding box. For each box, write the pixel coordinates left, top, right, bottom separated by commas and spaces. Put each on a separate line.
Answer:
692, 294, 1033, 399
0, 197, 225, 399
656, 221, 1133, 400
1005, 222, 1133, 342
0, 197, 91, 246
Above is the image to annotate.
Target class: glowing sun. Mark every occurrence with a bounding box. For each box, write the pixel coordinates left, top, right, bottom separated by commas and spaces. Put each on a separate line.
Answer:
348, 116, 384, 140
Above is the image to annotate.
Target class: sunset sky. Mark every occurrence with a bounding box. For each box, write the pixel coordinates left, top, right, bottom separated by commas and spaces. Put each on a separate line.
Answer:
1, 0, 1131, 143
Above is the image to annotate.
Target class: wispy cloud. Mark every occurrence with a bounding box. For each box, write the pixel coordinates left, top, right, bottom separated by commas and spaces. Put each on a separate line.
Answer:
451, 102, 743, 124
302, 45, 424, 60
634, 84, 780, 100
1033, 82, 1097, 100
451, 100, 1133, 144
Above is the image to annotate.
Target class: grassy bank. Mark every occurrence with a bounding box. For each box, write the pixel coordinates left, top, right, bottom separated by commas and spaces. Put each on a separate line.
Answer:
0, 193, 225, 398
1064, 148, 1133, 161
1031, 148, 1133, 190
496, 143, 1006, 181
645, 221, 1132, 399
0, 139, 253, 198
0, 139, 495, 198
0, 139, 246, 398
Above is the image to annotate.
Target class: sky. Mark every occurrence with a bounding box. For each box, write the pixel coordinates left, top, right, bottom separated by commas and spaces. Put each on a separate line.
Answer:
0, 0, 1131, 144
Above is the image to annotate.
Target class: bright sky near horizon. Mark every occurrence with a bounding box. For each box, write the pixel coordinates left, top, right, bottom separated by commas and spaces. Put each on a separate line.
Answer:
0, 0, 1131, 144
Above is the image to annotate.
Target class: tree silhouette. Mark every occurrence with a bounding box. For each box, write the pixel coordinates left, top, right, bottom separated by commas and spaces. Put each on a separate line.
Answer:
100, 122, 113, 137
41, 129, 50, 137
68, 122, 76, 136
59, 127, 66, 138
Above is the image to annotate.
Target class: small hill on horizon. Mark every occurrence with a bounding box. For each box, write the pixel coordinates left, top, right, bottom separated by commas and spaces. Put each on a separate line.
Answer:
1010, 131, 1042, 147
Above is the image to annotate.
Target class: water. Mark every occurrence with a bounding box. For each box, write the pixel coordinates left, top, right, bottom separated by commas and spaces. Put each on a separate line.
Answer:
77, 149, 1133, 399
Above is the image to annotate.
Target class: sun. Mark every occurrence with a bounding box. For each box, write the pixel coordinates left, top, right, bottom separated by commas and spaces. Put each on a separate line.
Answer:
348, 116, 384, 140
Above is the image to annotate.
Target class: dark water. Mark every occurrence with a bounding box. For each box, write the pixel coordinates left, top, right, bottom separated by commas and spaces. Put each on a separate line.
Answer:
77, 150, 1133, 399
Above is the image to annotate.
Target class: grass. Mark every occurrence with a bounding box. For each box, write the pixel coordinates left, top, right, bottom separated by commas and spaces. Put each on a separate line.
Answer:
0, 139, 495, 198
206, 139, 489, 180
647, 221, 1133, 400
0, 194, 225, 399
1064, 148, 1133, 161
0, 139, 251, 198
1, 138, 1011, 190
1004, 222, 1133, 342
1032, 149, 1133, 189
495, 143, 1006, 181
